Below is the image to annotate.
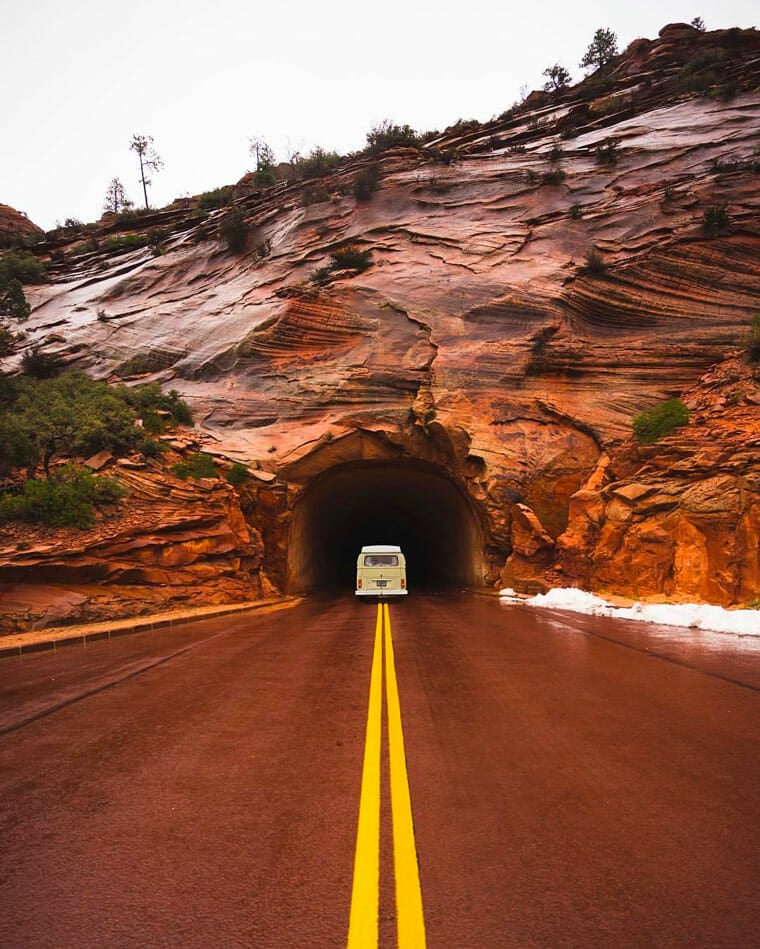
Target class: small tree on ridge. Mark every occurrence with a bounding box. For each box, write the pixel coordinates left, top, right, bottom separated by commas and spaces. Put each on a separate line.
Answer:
543, 64, 572, 95
103, 177, 133, 214
129, 134, 163, 209
580, 28, 619, 72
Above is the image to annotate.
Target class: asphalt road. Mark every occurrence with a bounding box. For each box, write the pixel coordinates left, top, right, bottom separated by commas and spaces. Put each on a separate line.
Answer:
1, 595, 758, 948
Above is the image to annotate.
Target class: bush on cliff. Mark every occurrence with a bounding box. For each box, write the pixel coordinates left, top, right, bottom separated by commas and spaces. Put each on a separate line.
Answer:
21, 346, 65, 378
330, 245, 373, 272
172, 452, 218, 480
632, 398, 690, 444
0, 251, 46, 321
105, 233, 149, 253
0, 371, 193, 476
0, 250, 47, 286
365, 121, 419, 154
0, 464, 126, 529
353, 162, 381, 201
117, 381, 193, 431
298, 147, 343, 180
702, 204, 730, 237
0, 324, 15, 356
226, 462, 249, 486
220, 208, 248, 253
579, 248, 607, 276
197, 186, 233, 211
0, 278, 31, 320
747, 314, 760, 363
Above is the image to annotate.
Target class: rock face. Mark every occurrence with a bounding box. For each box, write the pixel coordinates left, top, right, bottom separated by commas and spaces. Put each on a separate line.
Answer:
0, 460, 269, 633
0, 203, 43, 246
552, 357, 760, 606
2, 23, 760, 621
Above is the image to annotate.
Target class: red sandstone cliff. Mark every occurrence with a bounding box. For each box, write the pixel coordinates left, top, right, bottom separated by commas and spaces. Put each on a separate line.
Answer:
0, 203, 43, 247
2, 23, 759, 624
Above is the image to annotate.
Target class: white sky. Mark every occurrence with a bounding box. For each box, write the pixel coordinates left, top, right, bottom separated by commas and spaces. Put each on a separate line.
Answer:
1, 0, 757, 230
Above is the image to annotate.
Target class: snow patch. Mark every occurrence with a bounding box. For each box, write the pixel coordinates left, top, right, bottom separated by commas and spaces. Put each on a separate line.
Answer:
500, 587, 759, 636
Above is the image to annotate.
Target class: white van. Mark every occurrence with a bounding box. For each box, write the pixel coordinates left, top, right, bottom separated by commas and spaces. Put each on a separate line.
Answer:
355, 545, 408, 597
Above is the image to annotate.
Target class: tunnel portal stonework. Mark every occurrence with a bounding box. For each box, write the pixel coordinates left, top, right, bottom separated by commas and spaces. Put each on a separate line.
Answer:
252, 419, 601, 595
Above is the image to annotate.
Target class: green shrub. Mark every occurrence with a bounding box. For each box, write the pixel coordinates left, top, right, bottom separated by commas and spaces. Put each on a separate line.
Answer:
116, 350, 179, 377
310, 265, 333, 286
710, 81, 739, 101
172, 452, 218, 480
299, 147, 343, 180
445, 118, 480, 135
633, 398, 690, 444
581, 74, 615, 99
702, 204, 730, 237
747, 314, 760, 362
595, 139, 618, 165
580, 248, 607, 276
91, 472, 127, 504
137, 437, 166, 458
679, 48, 726, 74
303, 185, 331, 206
0, 250, 47, 285
541, 168, 566, 185
197, 186, 234, 211
678, 70, 719, 94
226, 462, 249, 486
365, 121, 419, 154
353, 163, 381, 201
220, 208, 247, 253
0, 279, 30, 320
106, 233, 148, 252
429, 147, 458, 164
113, 208, 141, 226
0, 323, 14, 356
255, 164, 277, 188
330, 245, 373, 272
0, 464, 126, 529
21, 346, 64, 378
0, 371, 192, 477
118, 382, 193, 427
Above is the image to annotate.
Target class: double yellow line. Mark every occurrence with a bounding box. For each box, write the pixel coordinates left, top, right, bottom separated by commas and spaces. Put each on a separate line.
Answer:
347, 603, 427, 949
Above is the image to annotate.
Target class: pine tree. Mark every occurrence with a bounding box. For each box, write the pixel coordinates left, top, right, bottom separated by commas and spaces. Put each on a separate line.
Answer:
580, 28, 619, 71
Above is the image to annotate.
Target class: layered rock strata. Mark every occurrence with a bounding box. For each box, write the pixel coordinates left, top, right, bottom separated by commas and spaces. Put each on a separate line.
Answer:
0, 458, 269, 633
2, 23, 760, 620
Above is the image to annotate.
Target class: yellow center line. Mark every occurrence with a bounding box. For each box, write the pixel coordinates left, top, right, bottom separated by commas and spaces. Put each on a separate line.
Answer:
347, 603, 427, 949
384, 602, 427, 949
347, 603, 383, 949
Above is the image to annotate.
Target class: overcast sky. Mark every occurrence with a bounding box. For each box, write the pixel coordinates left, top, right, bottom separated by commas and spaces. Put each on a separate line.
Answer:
2, 0, 757, 230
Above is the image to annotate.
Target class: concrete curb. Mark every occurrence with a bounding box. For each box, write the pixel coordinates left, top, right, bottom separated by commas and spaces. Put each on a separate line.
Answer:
0, 598, 300, 660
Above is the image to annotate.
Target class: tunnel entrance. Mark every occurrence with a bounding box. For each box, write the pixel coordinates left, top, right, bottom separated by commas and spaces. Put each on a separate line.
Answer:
287, 461, 485, 594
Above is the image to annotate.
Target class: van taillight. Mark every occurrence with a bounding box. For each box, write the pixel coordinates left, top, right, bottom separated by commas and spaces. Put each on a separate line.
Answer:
358, 578, 362, 588
401, 578, 405, 588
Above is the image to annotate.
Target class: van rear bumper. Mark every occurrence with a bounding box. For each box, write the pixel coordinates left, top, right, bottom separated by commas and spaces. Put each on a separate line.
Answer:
355, 589, 408, 596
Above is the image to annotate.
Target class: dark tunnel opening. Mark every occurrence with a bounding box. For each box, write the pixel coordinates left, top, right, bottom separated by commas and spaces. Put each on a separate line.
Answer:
287, 461, 485, 594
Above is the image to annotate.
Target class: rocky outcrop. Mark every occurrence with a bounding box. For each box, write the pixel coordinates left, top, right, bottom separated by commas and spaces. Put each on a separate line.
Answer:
0, 203, 43, 246
2, 24, 760, 617
552, 356, 760, 606
0, 457, 270, 633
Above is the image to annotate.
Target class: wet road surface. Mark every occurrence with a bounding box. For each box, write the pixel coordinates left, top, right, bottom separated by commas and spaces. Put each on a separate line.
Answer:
1, 595, 758, 948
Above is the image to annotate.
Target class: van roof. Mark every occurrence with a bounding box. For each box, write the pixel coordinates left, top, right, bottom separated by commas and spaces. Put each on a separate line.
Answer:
360, 545, 402, 553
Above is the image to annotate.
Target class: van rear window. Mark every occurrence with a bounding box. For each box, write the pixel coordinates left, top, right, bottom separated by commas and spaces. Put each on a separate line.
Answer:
364, 554, 399, 567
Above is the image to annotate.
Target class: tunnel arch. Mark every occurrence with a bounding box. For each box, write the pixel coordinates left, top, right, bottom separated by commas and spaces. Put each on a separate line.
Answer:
286, 460, 486, 594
